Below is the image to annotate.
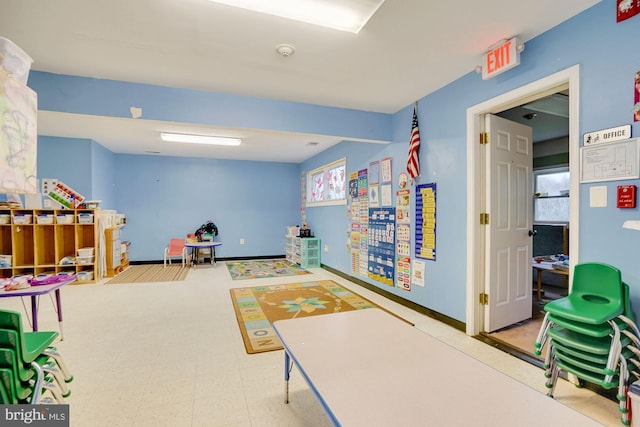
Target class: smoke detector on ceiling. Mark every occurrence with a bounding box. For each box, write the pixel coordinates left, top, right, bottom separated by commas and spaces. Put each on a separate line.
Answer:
275, 44, 295, 58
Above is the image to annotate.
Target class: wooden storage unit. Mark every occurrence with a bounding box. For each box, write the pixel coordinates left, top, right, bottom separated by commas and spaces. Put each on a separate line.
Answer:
0, 209, 99, 283
104, 226, 128, 277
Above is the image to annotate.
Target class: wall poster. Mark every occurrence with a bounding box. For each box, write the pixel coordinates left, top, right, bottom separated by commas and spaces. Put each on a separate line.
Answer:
415, 183, 437, 260
357, 168, 368, 197
369, 160, 380, 184
368, 207, 395, 286
635, 70, 640, 122
381, 157, 392, 183
369, 184, 380, 207
359, 197, 369, 277
396, 256, 411, 291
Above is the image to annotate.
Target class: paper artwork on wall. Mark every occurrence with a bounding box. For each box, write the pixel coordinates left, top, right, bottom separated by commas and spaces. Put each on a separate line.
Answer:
411, 260, 425, 287
348, 171, 359, 198
634, 71, 640, 122
369, 184, 380, 207
369, 160, 380, 184
0, 70, 38, 194
381, 157, 392, 183
380, 183, 393, 206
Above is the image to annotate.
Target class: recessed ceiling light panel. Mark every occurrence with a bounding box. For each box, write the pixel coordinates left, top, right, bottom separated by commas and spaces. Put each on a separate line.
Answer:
160, 132, 242, 146
208, 0, 385, 33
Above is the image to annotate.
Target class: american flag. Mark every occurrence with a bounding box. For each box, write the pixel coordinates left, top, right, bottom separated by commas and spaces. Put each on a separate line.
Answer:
407, 104, 421, 183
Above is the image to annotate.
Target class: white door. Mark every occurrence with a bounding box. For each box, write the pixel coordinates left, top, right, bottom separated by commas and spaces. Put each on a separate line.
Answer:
484, 114, 533, 332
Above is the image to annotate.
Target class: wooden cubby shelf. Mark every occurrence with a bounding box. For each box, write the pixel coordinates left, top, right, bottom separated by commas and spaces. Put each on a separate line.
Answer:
0, 209, 100, 283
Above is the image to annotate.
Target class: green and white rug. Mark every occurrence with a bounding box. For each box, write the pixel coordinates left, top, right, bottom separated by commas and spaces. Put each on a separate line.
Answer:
225, 259, 312, 280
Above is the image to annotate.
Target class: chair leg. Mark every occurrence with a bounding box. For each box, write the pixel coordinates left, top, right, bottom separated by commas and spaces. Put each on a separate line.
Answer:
39, 376, 66, 404
603, 321, 622, 387
535, 312, 553, 355
619, 315, 640, 340
545, 356, 560, 398
42, 362, 70, 397
28, 362, 44, 404
43, 348, 73, 383
617, 356, 630, 425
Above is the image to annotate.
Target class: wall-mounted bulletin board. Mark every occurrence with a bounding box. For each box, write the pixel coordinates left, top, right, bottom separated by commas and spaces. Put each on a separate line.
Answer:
415, 183, 436, 260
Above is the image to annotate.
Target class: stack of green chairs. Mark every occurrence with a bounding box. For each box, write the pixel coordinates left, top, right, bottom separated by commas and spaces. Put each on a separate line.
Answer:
0, 309, 73, 404
533, 262, 639, 426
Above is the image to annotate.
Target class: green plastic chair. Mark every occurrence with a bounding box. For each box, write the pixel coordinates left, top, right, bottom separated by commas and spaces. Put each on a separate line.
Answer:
0, 368, 23, 404
534, 263, 626, 372
547, 347, 632, 426
0, 369, 13, 404
544, 262, 624, 324
551, 338, 636, 366
0, 309, 72, 382
0, 329, 70, 398
0, 350, 36, 404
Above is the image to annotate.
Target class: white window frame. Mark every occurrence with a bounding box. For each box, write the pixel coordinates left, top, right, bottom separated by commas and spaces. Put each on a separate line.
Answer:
306, 158, 347, 207
533, 166, 570, 225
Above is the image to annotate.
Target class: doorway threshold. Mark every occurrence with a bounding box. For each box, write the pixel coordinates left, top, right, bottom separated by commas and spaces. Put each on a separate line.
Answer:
475, 332, 544, 368
475, 333, 618, 402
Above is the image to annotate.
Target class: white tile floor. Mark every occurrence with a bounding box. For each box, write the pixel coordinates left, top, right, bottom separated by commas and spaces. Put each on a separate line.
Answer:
1, 264, 621, 426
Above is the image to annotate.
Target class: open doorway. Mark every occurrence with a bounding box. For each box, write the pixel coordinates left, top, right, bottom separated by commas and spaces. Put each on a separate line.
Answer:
465, 66, 581, 358
484, 91, 571, 355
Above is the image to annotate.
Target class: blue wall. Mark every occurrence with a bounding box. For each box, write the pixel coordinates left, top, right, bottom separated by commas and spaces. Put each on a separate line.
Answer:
90, 142, 117, 209
304, 0, 640, 322
112, 154, 300, 261
30, 0, 640, 324
38, 136, 93, 196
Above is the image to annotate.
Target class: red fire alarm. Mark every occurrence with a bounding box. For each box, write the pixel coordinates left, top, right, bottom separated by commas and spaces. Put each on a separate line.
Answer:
617, 185, 637, 208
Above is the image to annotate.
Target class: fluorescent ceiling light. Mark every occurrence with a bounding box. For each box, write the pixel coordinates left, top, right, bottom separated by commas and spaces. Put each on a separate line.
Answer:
208, 0, 385, 34
160, 132, 241, 146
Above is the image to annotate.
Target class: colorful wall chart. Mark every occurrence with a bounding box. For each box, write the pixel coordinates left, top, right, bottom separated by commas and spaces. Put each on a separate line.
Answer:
368, 207, 396, 285
415, 183, 437, 260
358, 197, 369, 277
396, 256, 411, 291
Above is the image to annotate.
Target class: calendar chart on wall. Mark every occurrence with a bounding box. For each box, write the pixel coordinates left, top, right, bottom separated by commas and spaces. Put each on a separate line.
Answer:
368, 207, 395, 285
415, 183, 436, 261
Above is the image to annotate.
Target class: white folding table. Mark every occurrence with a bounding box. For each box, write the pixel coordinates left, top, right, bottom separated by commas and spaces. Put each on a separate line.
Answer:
273, 308, 603, 426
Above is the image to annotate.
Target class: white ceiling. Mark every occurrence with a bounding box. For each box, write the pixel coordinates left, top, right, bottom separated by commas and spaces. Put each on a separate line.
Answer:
1, 0, 600, 162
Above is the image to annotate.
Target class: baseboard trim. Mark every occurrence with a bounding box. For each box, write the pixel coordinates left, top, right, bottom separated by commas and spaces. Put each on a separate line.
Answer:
132, 254, 286, 265
321, 264, 466, 332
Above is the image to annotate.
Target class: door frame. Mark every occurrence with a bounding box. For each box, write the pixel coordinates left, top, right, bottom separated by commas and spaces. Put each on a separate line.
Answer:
465, 65, 581, 336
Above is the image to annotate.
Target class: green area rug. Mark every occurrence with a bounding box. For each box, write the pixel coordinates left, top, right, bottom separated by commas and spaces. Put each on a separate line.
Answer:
225, 259, 312, 280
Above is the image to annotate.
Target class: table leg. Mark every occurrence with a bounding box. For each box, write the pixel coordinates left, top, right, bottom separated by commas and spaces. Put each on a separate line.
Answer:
30, 295, 38, 331
55, 289, 64, 341
537, 270, 543, 303
284, 351, 291, 404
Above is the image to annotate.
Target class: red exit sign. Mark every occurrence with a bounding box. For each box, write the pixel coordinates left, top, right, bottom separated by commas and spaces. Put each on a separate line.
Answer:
482, 37, 521, 80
